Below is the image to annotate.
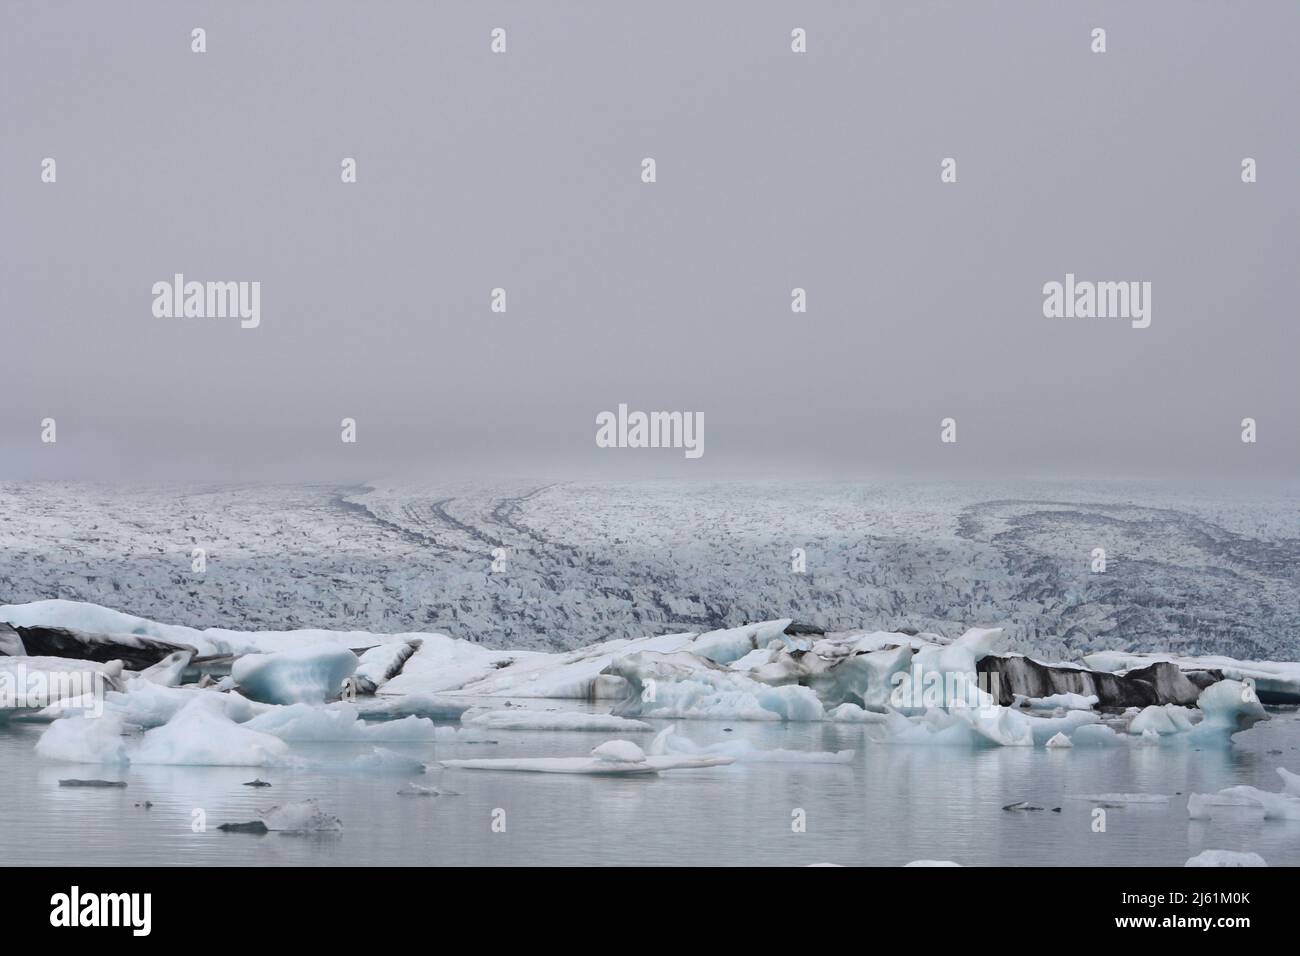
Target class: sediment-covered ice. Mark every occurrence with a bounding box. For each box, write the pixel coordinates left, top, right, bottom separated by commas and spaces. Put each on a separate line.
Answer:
1017, 692, 1098, 711
232, 646, 358, 705
353, 639, 422, 695
1085, 651, 1300, 704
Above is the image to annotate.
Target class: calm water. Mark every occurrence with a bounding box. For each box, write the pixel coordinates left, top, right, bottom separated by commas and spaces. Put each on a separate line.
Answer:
4, 707, 1300, 866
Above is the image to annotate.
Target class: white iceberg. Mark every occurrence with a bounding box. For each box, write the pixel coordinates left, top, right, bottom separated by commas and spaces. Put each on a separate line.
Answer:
246, 703, 438, 742
232, 646, 358, 705
132, 699, 290, 767
35, 712, 130, 764
1128, 704, 1197, 736
590, 740, 647, 763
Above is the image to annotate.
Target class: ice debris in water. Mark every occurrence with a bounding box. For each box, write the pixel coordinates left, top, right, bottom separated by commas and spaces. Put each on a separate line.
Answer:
1185, 850, 1268, 867
260, 799, 342, 832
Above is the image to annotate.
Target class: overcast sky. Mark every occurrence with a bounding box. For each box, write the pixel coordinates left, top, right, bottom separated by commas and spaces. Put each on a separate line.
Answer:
2, 1, 1297, 484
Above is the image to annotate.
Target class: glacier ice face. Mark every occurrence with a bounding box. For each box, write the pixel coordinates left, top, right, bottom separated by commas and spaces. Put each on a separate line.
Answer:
232, 646, 358, 705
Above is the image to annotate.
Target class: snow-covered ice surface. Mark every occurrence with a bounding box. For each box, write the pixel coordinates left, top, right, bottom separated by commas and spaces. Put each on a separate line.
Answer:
1, 479, 1296, 660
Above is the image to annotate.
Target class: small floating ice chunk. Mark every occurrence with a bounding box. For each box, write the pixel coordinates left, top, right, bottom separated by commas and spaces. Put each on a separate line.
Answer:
1068, 724, 1126, 747
1185, 850, 1268, 867
231, 646, 358, 705
590, 740, 646, 763
260, 798, 342, 832
1045, 732, 1073, 749
828, 703, 888, 723
349, 747, 426, 775
1128, 704, 1196, 736
904, 860, 962, 866
464, 709, 652, 732
397, 782, 458, 797
1278, 767, 1300, 796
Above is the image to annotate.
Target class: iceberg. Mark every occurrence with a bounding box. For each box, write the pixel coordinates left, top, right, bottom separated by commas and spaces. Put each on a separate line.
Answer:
36, 713, 130, 764
1128, 704, 1197, 736
603, 651, 824, 721
232, 646, 358, 705
1192, 679, 1267, 736
132, 699, 290, 767
246, 703, 439, 742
